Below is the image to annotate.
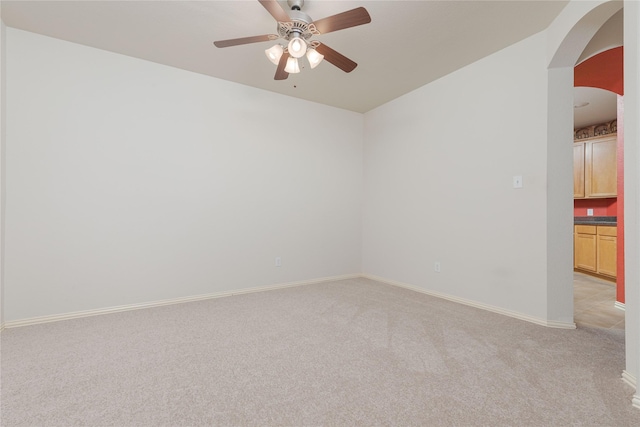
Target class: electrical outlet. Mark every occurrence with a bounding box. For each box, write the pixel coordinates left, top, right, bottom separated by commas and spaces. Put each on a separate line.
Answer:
587, 209, 594, 217
275, 257, 282, 267
434, 262, 441, 273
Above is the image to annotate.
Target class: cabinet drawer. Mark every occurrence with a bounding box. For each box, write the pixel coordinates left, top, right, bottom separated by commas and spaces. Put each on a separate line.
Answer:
597, 226, 617, 237
575, 225, 596, 235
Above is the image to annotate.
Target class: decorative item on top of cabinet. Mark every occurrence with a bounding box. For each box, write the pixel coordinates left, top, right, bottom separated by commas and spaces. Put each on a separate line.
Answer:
574, 119, 617, 139
573, 119, 617, 199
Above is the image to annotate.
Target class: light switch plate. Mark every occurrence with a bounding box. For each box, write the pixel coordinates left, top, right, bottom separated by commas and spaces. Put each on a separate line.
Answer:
587, 209, 594, 216
513, 175, 523, 188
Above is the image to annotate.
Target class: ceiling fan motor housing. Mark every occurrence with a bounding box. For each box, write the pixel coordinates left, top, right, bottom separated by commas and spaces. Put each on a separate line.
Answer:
278, 10, 316, 42
285, 0, 312, 36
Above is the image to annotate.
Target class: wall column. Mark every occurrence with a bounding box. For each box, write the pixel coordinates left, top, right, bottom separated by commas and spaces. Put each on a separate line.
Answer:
0, 15, 6, 331
546, 66, 575, 325
623, 0, 640, 408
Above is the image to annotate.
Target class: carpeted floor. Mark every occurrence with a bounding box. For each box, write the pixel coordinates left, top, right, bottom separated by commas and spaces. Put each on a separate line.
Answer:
2, 277, 639, 426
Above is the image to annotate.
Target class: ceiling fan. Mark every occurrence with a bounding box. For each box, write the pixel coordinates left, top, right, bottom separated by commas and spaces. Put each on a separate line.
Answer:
213, 0, 371, 80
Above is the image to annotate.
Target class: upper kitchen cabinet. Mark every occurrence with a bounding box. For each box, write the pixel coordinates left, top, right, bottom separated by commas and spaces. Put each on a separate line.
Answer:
573, 143, 585, 198
574, 121, 617, 199
586, 135, 617, 197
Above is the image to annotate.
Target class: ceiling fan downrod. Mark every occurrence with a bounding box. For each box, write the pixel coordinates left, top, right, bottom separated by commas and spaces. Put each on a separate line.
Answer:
288, 0, 304, 12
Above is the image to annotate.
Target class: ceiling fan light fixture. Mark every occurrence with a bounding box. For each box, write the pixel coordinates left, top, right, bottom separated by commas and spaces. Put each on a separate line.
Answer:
265, 44, 284, 65
284, 57, 301, 73
213, 1, 371, 80
288, 35, 307, 58
306, 49, 324, 69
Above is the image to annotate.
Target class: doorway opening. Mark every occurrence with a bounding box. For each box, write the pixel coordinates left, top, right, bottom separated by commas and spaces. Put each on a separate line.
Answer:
571, 16, 624, 328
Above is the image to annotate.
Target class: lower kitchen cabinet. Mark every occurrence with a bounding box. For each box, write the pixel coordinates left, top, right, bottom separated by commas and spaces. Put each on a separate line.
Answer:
574, 224, 616, 279
574, 225, 597, 272
596, 226, 617, 278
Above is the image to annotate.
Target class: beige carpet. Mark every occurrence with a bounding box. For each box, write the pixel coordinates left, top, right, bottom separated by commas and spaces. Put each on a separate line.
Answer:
2, 277, 639, 426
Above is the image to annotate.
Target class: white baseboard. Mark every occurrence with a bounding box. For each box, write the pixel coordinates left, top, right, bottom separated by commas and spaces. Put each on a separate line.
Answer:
624, 370, 640, 410
2, 273, 360, 329
623, 370, 637, 389
614, 301, 625, 311
362, 274, 576, 329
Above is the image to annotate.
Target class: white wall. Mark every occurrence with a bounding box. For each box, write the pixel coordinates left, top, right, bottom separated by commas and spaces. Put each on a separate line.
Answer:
0, 17, 5, 329
624, 0, 640, 406
4, 29, 363, 322
362, 32, 555, 322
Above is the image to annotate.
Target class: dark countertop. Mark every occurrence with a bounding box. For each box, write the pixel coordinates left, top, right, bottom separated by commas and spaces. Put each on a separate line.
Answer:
574, 216, 617, 226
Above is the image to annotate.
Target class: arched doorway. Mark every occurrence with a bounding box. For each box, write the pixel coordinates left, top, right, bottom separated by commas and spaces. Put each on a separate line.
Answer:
546, 0, 640, 409
573, 46, 623, 327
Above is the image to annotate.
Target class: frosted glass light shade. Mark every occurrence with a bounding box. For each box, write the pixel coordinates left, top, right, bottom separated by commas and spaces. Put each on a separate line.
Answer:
287, 37, 307, 58
306, 49, 324, 69
265, 44, 284, 65
284, 57, 300, 73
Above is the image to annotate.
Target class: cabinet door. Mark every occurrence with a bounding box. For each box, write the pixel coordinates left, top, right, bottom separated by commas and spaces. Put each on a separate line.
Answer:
573, 143, 585, 198
597, 226, 617, 278
574, 231, 597, 272
585, 136, 617, 197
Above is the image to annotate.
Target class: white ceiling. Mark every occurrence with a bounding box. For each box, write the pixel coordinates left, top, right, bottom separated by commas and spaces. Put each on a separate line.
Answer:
1, 0, 622, 127
2, 0, 572, 113
573, 87, 617, 129
572, 9, 623, 129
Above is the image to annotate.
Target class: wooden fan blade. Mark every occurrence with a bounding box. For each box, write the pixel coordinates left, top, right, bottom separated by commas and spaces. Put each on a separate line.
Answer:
214, 34, 277, 48
312, 7, 371, 35
315, 43, 357, 73
274, 52, 290, 80
259, 0, 291, 22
